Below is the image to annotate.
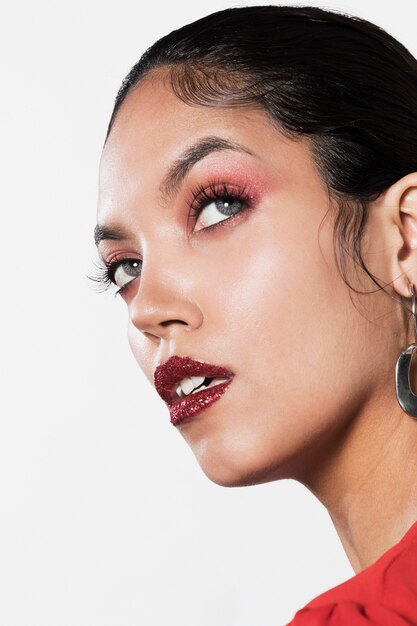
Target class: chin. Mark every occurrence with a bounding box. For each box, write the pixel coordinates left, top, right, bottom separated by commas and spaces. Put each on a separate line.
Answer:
189, 439, 289, 488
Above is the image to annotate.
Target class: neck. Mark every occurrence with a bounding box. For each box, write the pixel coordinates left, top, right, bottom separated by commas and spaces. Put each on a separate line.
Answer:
299, 393, 417, 573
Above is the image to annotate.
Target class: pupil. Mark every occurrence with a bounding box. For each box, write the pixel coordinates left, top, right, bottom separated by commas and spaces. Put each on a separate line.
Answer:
123, 260, 140, 276
215, 197, 242, 215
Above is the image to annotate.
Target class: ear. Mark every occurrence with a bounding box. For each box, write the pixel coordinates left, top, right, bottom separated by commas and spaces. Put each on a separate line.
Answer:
364, 172, 417, 299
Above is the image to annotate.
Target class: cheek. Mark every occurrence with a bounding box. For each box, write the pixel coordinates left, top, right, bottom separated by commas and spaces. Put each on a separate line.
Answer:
127, 321, 154, 385
190, 206, 372, 483
203, 206, 340, 366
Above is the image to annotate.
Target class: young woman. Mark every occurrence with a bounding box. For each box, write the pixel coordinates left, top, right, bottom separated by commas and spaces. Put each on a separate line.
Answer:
93, 6, 417, 624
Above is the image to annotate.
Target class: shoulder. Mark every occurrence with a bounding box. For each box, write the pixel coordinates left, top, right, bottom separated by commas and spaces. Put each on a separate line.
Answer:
286, 530, 417, 625
287, 602, 413, 625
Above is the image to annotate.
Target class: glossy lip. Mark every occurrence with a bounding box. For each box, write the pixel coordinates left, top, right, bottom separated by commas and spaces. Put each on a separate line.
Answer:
154, 355, 234, 424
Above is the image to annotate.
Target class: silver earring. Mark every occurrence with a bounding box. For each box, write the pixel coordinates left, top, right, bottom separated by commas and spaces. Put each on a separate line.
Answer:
395, 283, 417, 418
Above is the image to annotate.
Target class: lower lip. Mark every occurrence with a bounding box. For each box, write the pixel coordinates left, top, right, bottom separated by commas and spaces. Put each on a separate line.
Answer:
169, 379, 234, 426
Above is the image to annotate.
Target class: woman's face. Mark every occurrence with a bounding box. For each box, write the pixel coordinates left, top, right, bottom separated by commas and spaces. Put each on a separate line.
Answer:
97, 71, 399, 488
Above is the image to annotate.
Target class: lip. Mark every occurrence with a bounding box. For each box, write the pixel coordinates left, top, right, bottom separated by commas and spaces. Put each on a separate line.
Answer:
154, 355, 234, 425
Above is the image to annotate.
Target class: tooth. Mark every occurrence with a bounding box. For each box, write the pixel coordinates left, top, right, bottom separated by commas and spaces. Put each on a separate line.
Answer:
211, 377, 228, 386
176, 384, 183, 398
180, 376, 195, 395
190, 377, 228, 394
190, 375, 205, 388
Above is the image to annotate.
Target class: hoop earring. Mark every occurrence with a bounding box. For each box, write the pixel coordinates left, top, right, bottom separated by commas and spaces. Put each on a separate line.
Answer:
395, 283, 417, 418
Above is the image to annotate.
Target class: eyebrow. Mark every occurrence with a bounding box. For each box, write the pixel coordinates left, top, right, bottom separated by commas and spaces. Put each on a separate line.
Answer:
94, 135, 255, 247
94, 224, 130, 247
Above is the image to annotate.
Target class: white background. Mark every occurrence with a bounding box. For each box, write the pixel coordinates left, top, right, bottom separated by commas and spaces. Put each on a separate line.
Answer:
1, 1, 415, 624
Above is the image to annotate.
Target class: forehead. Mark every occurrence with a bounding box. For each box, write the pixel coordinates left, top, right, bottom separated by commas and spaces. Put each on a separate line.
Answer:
103, 69, 280, 154
102, 71, 284, 169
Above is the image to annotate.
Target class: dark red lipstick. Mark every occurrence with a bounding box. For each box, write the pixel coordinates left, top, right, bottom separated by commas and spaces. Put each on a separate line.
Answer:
154, 355, 234, 425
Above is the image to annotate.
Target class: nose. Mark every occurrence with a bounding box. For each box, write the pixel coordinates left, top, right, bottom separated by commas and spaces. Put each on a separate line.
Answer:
128, 260, 204, 341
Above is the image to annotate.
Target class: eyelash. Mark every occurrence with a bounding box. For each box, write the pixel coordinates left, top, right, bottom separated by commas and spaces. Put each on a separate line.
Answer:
87, 256, 132, 297
89, 179, 252, 296
187, 179, 251, 223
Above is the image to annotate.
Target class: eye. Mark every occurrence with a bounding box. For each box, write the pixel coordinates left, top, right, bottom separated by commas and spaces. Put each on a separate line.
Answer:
194, 196, 245, 231
87, 256, 142, 297
188, 181, 251, 232
112, 259, 142, 291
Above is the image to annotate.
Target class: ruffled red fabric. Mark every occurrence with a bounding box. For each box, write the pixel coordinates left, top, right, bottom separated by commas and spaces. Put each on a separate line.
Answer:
287, 520, 417, 625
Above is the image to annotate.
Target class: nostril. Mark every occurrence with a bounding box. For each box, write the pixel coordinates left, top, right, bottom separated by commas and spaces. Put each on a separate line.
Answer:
160, 319, 188, 327
142, 330, 161, 343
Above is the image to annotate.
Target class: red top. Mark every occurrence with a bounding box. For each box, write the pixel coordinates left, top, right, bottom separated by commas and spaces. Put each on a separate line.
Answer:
287, 520, 417, 625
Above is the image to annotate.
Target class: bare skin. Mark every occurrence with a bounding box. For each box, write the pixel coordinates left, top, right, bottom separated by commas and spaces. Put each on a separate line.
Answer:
96, 69, 417, 574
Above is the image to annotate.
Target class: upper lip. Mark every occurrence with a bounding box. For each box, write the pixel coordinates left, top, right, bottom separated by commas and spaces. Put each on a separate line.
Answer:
154, 355, 234, 405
